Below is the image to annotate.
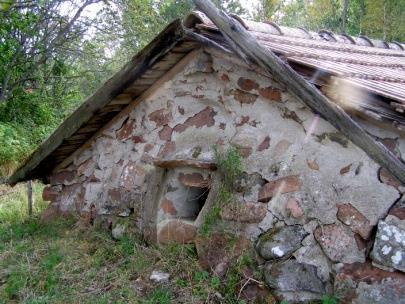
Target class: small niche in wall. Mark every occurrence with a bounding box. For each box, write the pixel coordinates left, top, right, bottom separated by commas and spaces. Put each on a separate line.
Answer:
178, 185, 210, 221
158, 169, 212, 223
144, 159, 218, 245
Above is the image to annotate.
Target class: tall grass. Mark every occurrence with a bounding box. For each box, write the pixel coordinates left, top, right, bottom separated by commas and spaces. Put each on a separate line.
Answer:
0, 183, 47, 224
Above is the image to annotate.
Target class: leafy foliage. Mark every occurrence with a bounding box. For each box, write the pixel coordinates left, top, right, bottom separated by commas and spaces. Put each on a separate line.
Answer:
256, 0, 404, 41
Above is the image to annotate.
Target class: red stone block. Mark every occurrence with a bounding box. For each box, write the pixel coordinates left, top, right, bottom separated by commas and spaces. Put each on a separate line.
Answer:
337, 203, 373, 239
258, 175, 302, 202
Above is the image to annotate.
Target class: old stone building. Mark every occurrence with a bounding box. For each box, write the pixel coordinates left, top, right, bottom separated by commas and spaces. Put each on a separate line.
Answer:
8, 12, 405, 303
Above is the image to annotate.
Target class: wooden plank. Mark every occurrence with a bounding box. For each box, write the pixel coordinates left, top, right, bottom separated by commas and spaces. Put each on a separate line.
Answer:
108, 94, 133, 105
154, 159, 217, 170
193, 0, 405, 184
8, 19, 187, 185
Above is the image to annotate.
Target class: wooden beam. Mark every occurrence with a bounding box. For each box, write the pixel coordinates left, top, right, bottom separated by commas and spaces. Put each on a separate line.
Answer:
193, 0, 405, 184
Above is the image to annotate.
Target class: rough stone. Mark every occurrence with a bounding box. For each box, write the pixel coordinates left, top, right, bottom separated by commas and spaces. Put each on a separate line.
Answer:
371, 218, 405, 272
148, 109, 172, 127
337, 203, 373, 239
379, 167, 403, 190
195, 233, 251, 277
42, 186, 61, 202
314, 223, 365, 263
178, 172, 211, 188
157, 141, 176, 158
390, 207, 405, 220
306, 159, 319, 171
112, 223, 126, 240
335, 262, 405, 304
231, 89, 258, 104
273, 139, 292, 155
285, 198, 304, 218
40, 203, 60, 223
50, 170, 75, 185
258, 176, 302, 202
173, 107, 216, 133
158, 125, 173, 141
293, 236, 332, 282
160, 198, 177, 216
258, 211, 275, 232
237, 77, 259, 91
157, 219, 197, 244
340, 163, 352, 175
150, 270, 170, 283
256, 225, 308, 260
116, 119, 135, 140
220, 202, 267, 223
259, 87, 282, 102
257, 136, 271, 152
77, 158, 95, 177
264, 260, 326, 296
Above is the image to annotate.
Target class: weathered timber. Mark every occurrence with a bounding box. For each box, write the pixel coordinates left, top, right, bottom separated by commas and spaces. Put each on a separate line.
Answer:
154, 159, 217, 171
27, 180, 33, 216
193, 0, 405, 184
7, 20, 186, 185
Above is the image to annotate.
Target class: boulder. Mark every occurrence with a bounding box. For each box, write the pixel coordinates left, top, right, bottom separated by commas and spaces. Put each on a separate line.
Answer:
150, 270, 170, 283
337, 203, 373, 239
220, 202, 267, 223
195, 233, 251, 277
371, 216, 405, 272
157, 219, 197, 244
264, 260, 327, 302
256, 225, 307, 260
112, 223, 126, 240
314, 223, 365, 264
335, 262, 405, 304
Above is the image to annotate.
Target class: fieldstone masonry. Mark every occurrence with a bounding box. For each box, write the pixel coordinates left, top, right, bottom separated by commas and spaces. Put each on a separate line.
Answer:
42, 50, 405, 302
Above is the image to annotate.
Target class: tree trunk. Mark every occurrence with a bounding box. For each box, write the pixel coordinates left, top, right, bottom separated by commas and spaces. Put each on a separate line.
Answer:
342, 0, 349, 33
193, 0, 405, 184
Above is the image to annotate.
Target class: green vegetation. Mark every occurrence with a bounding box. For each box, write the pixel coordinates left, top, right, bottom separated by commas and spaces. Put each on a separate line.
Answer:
200, 145, 243, 236
255, 0, 404, 41
0, 184, 258, 303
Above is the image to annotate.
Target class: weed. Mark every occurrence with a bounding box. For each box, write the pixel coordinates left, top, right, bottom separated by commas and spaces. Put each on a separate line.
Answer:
210, 276, 221, 289
201, 146, 244, 236
214, 145, 243, 190
322, 295, 339, 304
143, 288, 172, 304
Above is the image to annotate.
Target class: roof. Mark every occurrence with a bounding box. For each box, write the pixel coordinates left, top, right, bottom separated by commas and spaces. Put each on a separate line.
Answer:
186, 12, 405, 126
7, 12, 405, 185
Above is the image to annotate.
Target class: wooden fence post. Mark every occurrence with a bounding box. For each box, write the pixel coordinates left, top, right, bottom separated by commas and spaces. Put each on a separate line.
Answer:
27, 180, 33, 216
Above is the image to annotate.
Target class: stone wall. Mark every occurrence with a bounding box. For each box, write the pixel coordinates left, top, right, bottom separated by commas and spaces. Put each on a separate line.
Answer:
42, 49, 404, 303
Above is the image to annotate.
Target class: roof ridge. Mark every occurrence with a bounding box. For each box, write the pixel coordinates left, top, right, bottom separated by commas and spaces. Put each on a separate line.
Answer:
185, 11, 405, 52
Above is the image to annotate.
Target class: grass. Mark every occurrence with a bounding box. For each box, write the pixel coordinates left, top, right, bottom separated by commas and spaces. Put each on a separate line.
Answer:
200, 146, 243, 236
0, 183, 255, 303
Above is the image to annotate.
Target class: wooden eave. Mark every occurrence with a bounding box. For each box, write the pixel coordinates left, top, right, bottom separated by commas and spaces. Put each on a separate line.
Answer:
8, 19, 199, 185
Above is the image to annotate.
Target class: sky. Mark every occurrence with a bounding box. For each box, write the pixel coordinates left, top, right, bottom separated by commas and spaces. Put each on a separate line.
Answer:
240, 0, 260, 15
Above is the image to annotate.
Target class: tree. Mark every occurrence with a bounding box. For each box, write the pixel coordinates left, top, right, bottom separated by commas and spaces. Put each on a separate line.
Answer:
0, 0, 110, 173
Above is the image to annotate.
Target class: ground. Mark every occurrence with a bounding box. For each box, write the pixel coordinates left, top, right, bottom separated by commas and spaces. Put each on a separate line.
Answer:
0, 184, 261, 304
0, 183, 340, 304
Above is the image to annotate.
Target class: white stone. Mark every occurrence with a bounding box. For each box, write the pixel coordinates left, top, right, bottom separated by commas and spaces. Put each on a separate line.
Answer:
150, 270, 170, 283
